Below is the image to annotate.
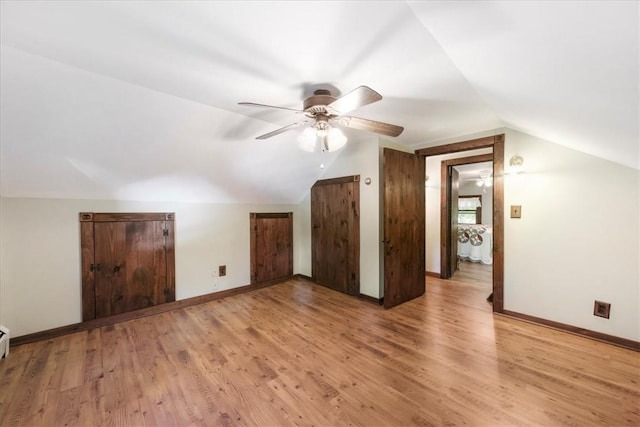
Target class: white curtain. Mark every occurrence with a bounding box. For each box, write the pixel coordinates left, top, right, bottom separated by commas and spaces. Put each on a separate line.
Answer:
458, 197, 481, 209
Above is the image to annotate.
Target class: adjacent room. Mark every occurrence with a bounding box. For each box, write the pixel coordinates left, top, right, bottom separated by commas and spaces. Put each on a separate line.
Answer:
1, 1, 638, 426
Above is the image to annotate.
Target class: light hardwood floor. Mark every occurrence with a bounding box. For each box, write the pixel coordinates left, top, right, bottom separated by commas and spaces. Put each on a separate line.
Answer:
1, 274, 638, 426
452, 260, 492, 287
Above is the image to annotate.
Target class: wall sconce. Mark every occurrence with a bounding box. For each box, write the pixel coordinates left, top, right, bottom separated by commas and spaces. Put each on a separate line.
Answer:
508, 155, 524, 174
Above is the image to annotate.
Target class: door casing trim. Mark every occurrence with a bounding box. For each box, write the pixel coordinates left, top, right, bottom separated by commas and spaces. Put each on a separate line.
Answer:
416, 134, 504, 312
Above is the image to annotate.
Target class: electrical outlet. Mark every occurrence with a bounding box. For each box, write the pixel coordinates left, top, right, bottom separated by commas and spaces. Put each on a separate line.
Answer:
212, 278, 218, 290
219, 265, 226, 277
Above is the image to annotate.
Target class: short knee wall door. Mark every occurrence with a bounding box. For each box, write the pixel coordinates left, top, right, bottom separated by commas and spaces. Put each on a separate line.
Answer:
80, 212, 176, 320
250, 212, 293, 284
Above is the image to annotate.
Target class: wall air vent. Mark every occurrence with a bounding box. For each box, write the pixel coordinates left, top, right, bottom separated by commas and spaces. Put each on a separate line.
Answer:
593, 301, 611, 319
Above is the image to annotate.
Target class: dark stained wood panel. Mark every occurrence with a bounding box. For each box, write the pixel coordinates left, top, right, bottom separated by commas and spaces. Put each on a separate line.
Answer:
80, 221, 96, 321
250, 213, 293, 284
84, 212, 174, 222
383, 149, 425, 308
94, 221, 169, 317
449, 167, 459, 277
415, 135, 498, 156
81, 212, 175, 320
164, 220, 176, 302
311, 176, 359, 296
492, 138, 505, 312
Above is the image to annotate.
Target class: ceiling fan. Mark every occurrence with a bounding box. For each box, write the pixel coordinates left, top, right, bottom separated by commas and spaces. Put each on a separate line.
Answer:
238, 86, 404, 152
475, 171, 493, 193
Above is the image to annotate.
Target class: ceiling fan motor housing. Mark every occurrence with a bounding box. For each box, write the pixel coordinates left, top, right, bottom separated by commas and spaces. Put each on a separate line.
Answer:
303, 89, 337, 112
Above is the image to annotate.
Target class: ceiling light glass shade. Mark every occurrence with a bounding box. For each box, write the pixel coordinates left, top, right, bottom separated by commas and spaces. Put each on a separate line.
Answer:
325, 127, 347, 152
297, 127, 317, 152
476, 177, 493, 187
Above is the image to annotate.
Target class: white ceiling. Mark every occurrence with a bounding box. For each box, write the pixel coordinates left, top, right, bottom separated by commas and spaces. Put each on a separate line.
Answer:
454, 162, 493, 183
1, 1, 637, 203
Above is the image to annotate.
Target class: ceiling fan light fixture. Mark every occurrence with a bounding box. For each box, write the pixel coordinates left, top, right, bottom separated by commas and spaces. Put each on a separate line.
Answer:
298, 127, 317, 152
240, 85, 403, 144
325, 127, 347, 152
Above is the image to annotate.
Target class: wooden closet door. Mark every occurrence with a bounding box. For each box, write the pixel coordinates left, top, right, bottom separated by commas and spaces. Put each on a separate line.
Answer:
250, 212, 293, 284
311, 176, 359, 296
94, 220, 168, 317
80, 212, 175, 321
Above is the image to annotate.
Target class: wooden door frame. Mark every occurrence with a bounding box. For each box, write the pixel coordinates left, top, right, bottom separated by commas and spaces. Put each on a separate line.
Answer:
440, 153, 494, 279
416, 134, 505, 312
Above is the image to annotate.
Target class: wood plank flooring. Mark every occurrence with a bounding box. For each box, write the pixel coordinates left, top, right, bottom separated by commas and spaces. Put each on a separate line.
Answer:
1, 273, 638, 426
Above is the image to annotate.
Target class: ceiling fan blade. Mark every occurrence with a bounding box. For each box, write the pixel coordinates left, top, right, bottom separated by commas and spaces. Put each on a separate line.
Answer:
255, 121, 309, 140
328, 86, 382, 114
238, 102, 303, 113
338, 116, 404, 137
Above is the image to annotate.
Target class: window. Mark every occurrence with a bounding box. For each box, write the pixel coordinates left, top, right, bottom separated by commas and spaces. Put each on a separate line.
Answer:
458, 196, 482, 224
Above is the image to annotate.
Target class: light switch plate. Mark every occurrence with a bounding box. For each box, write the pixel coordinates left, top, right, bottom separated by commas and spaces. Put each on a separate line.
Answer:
510, 205, 522, 218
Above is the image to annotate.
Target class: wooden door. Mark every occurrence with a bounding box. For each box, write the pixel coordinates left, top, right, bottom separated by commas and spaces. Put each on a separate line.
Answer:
311, 176, 360, 296
449, 167, 460, 277
80, 212, 175, 321
250, 212, 293, 285
383, 149, 425, 308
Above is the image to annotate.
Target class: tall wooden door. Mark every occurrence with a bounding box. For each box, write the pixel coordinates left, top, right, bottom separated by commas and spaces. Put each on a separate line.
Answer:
80, 212, 175, 320
311, 176, 360, 296
383, 149, 425, 308
449, 167, 460, 277
250, 212, 293, 285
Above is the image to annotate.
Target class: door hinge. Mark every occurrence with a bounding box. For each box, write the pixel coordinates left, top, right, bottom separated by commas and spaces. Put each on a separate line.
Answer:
163, 229, 169, 237
90, 263, 100, 272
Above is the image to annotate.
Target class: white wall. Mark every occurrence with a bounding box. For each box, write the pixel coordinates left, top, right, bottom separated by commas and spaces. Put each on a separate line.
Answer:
422, 128, 639, 341
503, 129, 639, 341
424, 148, 492, 274
0, 198, 298, 337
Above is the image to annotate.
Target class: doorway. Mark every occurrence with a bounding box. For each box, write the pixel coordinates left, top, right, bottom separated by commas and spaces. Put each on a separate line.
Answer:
440, 153, 493, 280
416, 134, 504, 312
447, 158, 494, 300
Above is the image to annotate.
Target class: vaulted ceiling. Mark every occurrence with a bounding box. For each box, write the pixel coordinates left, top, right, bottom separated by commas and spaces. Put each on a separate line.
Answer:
1, 1, 637, 204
